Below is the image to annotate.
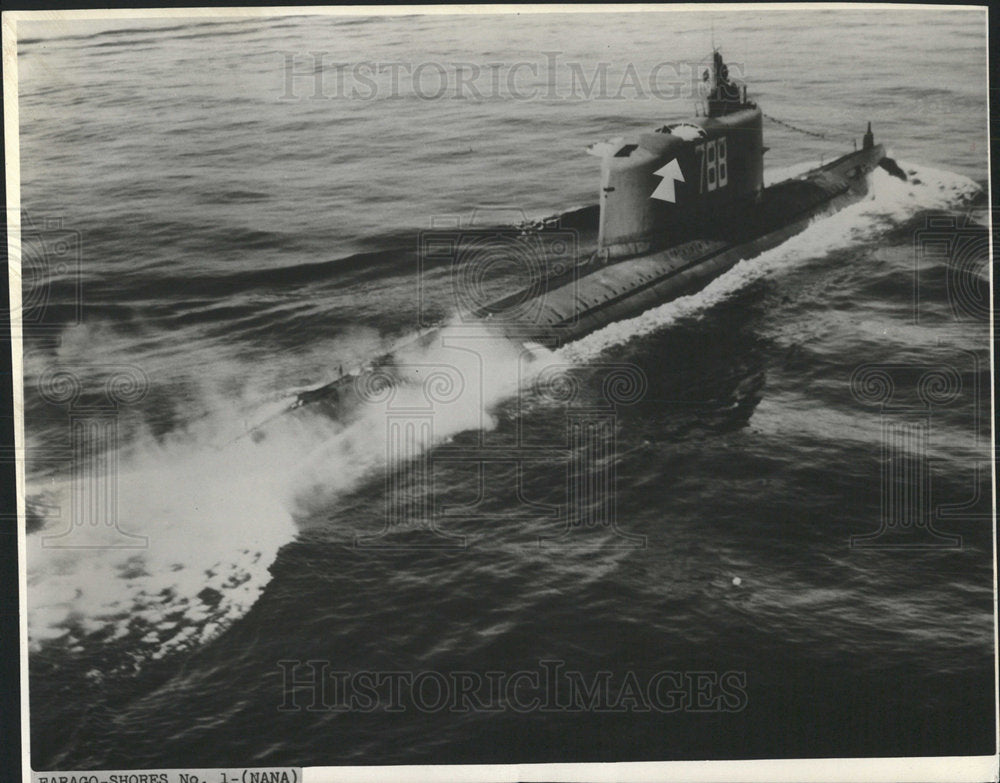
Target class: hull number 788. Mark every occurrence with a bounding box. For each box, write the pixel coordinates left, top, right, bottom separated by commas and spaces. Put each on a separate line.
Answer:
694, 136, 728, 193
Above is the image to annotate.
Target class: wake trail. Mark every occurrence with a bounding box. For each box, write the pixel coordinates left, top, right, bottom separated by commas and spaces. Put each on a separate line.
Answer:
24, 160, 979, 666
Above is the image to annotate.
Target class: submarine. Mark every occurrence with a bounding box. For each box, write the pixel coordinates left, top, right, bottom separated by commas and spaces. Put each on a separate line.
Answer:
280, 51, 903, 424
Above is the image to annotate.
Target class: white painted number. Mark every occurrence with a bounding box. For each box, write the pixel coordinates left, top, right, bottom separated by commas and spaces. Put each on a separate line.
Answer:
695, 137, 728, 193
717, 136, 728, 187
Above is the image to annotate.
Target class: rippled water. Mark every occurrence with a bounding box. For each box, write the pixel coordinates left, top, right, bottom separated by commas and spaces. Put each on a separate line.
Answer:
15, 8, 993, 769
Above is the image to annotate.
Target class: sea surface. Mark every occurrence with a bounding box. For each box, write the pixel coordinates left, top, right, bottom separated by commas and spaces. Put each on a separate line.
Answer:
15, 8, 994, 769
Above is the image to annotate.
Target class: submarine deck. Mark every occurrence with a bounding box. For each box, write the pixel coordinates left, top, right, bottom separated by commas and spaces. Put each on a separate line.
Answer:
477, 144, 883, 346
290, 144, 885, 418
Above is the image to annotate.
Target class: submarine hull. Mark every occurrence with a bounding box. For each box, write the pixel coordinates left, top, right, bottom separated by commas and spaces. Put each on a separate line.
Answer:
285, 143, 886, 423
486, 143, 884, 348
251, 49, 900, 432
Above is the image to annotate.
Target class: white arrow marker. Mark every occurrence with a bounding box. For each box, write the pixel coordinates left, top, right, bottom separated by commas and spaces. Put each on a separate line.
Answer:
650, 158, 685, 203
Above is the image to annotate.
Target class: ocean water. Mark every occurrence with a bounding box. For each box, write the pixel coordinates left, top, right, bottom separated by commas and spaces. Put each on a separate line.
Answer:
14, 8, 994, 769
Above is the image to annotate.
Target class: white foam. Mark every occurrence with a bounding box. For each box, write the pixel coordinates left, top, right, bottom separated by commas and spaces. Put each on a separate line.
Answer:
26, 406, 308, 658
25, 319, 558, 663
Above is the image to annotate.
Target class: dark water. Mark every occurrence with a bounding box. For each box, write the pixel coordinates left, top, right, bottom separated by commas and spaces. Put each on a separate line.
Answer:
16, 9, 994, 769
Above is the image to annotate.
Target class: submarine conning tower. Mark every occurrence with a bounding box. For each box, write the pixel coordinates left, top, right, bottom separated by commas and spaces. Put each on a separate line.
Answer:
595, 50, 764, 260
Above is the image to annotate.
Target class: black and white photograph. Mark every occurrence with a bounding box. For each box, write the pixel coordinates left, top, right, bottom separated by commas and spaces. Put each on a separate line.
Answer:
4, 4, 997, 781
